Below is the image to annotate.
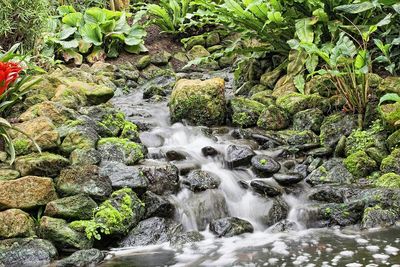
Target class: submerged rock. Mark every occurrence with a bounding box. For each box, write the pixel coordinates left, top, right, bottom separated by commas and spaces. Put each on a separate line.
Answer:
0, 209, 35, 238
182, 170, 221, 192
169, 78, 226, 126
226, 145, 255, 168
44, 195, 98, 221
54, 248, 105, 267
0, 238, 58, 266
209, 217, 254, 237
170, 231, 204, 248
269, 220, 298, 233
0, 176, 57, 210
201, 146, 219, 157
117, 217, 183, 247
262, 197, 289, 226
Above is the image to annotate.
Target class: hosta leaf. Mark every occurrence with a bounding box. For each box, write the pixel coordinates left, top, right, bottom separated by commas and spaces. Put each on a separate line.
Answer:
125, 44, 148, 54
107, 40, 120, 58
80, 23, 103, 46
62, 49, 83, 65
58, 5, 76, 16
334, 2, 375, 14
115, 12, 130, 33
62, 12, 83, 27
56, 39, 79, 49
59, 25, 77, 40
87, 47, 106, 63
379, 93, 400, 105
100, 20, 116, 33
124, 37, 142, 46
78, 40, 92, 53
84, 7, 107, 24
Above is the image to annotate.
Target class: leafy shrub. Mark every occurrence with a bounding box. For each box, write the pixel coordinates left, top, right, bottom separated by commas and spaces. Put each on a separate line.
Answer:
0, 0, 50, 50
42, 6, 147, 65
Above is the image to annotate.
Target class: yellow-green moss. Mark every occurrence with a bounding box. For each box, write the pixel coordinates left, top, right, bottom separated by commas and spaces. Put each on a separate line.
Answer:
344, 151, 377, 178
375, 172, 400, 189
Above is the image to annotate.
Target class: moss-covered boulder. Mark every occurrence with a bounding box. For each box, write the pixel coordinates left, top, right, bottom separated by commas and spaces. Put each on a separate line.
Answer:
260, 69, 281, 89
44, 195, 98, 220
378, 102, 400, 127
320, 113, 358, 148
169, 78, 226, 126
380, 148, 400, 174
70, 188, 145, 239
306, 158, 354, 186
206, 32, 220, 47
272, 76, 297, 98
19, 101, 76, 126
0, 176, 57, 210
230, 97, 265, 127
187, 45, 210, 60
60, 125, 99, 155
345, 123, 386, 156
15, 152, 70, 177
150, 51, 172, 66
344, 151, 377, 178
361, 205, 397, 229
56, 165, 112, 200
0, 169, 20, 181
257, 105, 289, 130
0, 209, 36, 238
305, 74, 337, 97
70, 148, 101, 166
97, 138, 144, 165
51, 83, 87, 109
39, 216, 93, 250
250, 90, 275, 106
276, 93, 327, 115
293, 108, 324, 133
12, 117, 60, 155
375, 172, 400, 189
182, 35, 206, 50
387, 129, 400, 150
378, 76, 400, 95
277, 130, 319, 146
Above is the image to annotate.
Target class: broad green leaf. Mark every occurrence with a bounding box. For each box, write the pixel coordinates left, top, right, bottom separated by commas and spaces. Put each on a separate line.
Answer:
62, 49, 83, 65
100, 20, 116, 33
78, 40, 92, 53
287, 49, 307, 76
355, 50, 367, 70
115, 12, 130, 33
58, 5, 76, 16
56, 39, 79, 49
62, 12, 83, 27
84, 7, 107, 24
267, 12, 283, 23
295, 18, 317, 43
334, 2, 375, 14
305, 54, 319, 74
294, 74, 305, 94
312, 8, 328, 22
379, 93, 400, 105
80, 23, 103, 46
59, 26, 77, 40
107, 40, 120, 58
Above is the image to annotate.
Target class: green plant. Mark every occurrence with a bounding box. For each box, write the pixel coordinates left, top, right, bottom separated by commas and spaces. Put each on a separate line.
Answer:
42, 6, 147, 64
379, 93, 400, 105
0, 0, 50, 50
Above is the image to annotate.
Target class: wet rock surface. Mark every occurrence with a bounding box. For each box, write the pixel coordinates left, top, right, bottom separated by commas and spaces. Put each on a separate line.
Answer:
209, 217, 254, 237
182, 170, 221, 192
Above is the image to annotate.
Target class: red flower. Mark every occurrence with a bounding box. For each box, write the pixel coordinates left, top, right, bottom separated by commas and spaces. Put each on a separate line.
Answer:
0, 62, 23, 96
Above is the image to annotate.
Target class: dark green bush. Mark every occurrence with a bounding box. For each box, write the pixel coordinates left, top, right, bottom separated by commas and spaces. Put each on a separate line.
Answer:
0, 0, 50, 50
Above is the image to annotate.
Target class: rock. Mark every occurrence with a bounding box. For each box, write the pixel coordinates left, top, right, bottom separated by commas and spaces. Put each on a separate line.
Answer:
182, 35, 206, 50
139, 132, 164, 147
206, 32, 220, 47
70, 148, 101, 165
97, 138, 144, 165
201, 146, 219, 157
257, 105, 289, 130
361, 206, 397, 229
0, 238, 58, 266
320, 113, 358, 148
293, 108, 324, 133
100, 161, 148, 193
70, 188, 145, 238
269, 220, 298, 233
379, 102, 400, 127
15, 152, 70, 177
55, 248, 105, 267
60, 125, 99, 155
51, 83, 87, 109
250, 179, 283, 197
375, 172, 400, 189
19, 101, 76, 126
187, 45, 210, 60
320, 200, 365, 226
378, 76, 400, 94
226, 145, 255, 168
143, 191, 175, 219
262, 197, 289, 226
12, 117, 60, 155
304, 74, 337, 97
170, 231, 204, 248
185, 189, 229, 231
117, 217, 183, 247
151, 51, 172, 66
0, 176, 57, 210
84, 84, 114, 105
380, 148, 400, 174
260, 69, 281, 88
169, 78, 226, 126
57, 165, 112, 200
306, 158, 354, 186
278, 130, 320, 146
0, 169, 20, 181
251, 155, 281, 177
250, 90, 275, 106
143, 84, 167, 99
136, 55, 151, 70
175, 161, 201, 175
387, 129, 400, 150
230, 97, 265, 127
273, 173, 304, 186
0, 209, 35, 238
44, 195, 98, 221
272, 76, 297, 98
235, 81, 257, 96
182, 170, 221, 192
276, 93, 327, 115
39, 216, 92, 250
344, 151, 377, 178
165, 150, 188, 161
139, 163, 179, 195
308, 185, 346, 203
209, 217, 253, 237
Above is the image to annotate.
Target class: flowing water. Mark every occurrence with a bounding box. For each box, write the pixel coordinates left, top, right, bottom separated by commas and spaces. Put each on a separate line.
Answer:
101, 73, 400, 266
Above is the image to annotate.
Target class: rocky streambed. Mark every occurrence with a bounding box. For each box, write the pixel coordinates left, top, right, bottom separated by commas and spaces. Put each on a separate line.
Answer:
0, 45, 399, 266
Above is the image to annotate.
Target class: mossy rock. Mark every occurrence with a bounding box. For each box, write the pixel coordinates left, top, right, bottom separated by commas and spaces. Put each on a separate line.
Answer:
276, 93, 327, 115
375, 173, 400, 189
44, 195, 98, 221
250, 90, 275, 106
378, 102, 400, 127
15, 152, 70, 177
0, 169, 20, 181
19, 101, 77, 126
378, 76, 400, 95
169, 78, 226, 126
182, 35, 206, 50
304, 74, 337, 97
60, 126, 99, 155
380, 148, 400, 174
293, 108, 324, 133
386, 129, 400, 150
187, 45, 210, 61
344, 150, 377, 178
361, 205, 397, 229
277, 130, 319, 146
97, 138, 144, 165
272, 76, 297, 98
70, 188, 145, 240
345, 122, 386, 156
320, 113, 358, 148
136, 55, 151, 70
230, 97, 265, 128
206, 32, 220, 47
0, 209, 36, 238
51, 83, 87, 109
260, 68, 281, 89
257, 105, 289, 130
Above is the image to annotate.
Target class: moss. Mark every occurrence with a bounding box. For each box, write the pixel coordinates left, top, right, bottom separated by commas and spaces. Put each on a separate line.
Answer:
387, 129, 400, 150
230, 95, 266, 127
98, 137, 144, 164
259, 159, 268, 165
65, 120, 84, 127
380, 149, 400, 173
98, 112, 126, 137
120, 121, 139, 141
346, 120, 384, 155
13, 139, 31, 155
375, 172, 400, 189
276, 93, 327, 114
344, 151, 377, 178
379, 102, 400, 127
324, 207, 332, 216
257, 105, 289, 131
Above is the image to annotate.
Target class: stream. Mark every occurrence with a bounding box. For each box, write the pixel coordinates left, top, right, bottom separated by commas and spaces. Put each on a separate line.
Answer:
101, 71, 400, 266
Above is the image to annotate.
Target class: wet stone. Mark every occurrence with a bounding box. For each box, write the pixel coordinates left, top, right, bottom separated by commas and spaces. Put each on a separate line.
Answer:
139, 132, 165, 148
170, 231, 204, 248
209, 217, 254, 237
139, 163, 180, 195
269, 220, 298, 233
251, 155, 281, 177
182, 170, 221, 192
226, 145, 255, 168
201, 146, 219, 157
250, 179, 283, 197
143, 191, 175, 219
273, 173, 304, 186
54, 249, 105, 267
262, 197, 289, 226
165, 150, 188, 161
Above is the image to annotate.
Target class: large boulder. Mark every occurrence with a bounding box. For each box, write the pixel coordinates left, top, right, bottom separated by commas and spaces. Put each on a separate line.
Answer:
361, 205, 397, 229
15, 152, 70, 177
19, 101, 76, 126
97, 138, 144, 165
0, 209, 36, 238
60, 125, 99, 155
169, 78, 226, 126
0, 238, 58, 266
230, 97, 265, 127
39, 216, 93, 250
56, 165, 112, 200
0, 176, 57, 210
44, 195, 98, 220
54, 248, 105, 267
138, 163, 179, 195
320, 113, 358, 148
306, 158, 354, 186
276, 93, 327, 115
